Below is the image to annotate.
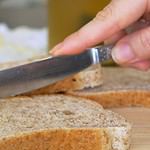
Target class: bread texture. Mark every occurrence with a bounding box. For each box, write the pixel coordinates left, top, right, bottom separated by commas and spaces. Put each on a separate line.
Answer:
68, 67, 150, 108
26, 64, 103, 95
0, 95, 131, 150
0, 61, 103, 94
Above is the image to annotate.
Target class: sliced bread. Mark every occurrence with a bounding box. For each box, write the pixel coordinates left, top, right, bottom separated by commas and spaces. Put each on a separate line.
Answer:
26, 64, 103, 95
0, 95, 131, 150
68, 67, 150, 108
0, 61, 103, 94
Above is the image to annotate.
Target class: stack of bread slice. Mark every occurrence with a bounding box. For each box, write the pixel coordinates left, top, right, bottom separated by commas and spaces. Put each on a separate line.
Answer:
0, 62, 135, 150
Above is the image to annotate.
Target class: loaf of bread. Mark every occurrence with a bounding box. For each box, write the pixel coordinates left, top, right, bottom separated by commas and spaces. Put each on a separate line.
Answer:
68, 67, 150, 108
0, 95, 131, 150
0, 61, 103, 94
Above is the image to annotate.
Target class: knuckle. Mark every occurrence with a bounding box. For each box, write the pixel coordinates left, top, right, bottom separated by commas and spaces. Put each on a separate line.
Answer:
139, 27, 150, 50
95, 4, 113, 21
94, 1, 122, 31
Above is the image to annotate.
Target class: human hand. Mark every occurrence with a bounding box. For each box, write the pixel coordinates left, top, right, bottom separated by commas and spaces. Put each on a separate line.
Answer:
51, 0, 150, 71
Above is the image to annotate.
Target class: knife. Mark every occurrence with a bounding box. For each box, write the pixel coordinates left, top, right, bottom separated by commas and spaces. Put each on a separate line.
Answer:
0, 45, 113, 98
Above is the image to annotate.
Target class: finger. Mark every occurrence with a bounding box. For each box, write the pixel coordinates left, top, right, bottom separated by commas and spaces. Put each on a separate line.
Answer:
104, 30, 126, 44
130, 60, 150, 71
112, 26, 150, 65
105, 19, 150, 45
143, 12, 150, 21
126, 19, 150, 34
51, 0, 147, 55
143, 0, 150, 20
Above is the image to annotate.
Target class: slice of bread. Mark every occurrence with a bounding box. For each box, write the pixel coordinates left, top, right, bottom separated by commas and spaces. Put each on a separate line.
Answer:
0, 95, 131, 150
0, 61, 103, 94
68, 67, 150, 108
27, 64, 102, 95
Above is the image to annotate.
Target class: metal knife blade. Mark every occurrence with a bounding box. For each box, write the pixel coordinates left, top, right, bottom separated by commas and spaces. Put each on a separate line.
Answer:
0, 45, 112, 98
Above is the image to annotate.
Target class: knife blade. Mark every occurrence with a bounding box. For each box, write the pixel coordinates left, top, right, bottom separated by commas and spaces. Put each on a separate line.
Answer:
0, 45, 112, 98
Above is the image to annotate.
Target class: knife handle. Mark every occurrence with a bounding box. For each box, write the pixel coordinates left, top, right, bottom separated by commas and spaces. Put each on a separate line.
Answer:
88, 45, 113, 64
97, 45, 113, 62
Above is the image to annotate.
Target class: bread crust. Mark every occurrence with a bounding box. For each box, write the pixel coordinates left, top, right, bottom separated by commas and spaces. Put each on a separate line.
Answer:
25, 64, 102, 95
67, 67, 150, 108
68, 90, 150, 108
0, 128, 110, 150
0, 95, 131, 150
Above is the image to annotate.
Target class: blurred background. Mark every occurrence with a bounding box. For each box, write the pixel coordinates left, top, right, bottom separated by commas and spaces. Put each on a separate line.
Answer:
0, 0, 47, 27
0, 0, 111, 64
0, 0, 48, 63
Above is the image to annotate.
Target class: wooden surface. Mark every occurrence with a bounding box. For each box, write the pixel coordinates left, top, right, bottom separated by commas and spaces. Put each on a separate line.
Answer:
111, 108, 150, 150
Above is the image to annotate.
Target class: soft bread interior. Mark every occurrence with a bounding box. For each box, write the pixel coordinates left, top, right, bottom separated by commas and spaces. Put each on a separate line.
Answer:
0, 95, 129, 138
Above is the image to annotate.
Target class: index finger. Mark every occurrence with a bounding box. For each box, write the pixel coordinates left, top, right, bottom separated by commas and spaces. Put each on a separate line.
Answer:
52, 0, 147, 55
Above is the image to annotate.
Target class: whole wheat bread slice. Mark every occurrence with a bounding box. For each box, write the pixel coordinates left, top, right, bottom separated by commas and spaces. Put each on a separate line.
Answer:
0, 95, 131, 150
27, 64, 102, 95
0, 61, 103, 94
68, 67, 150, 108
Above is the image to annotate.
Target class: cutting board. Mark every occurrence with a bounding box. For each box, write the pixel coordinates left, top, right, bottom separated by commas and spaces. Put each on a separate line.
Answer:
111, 107, 150, 150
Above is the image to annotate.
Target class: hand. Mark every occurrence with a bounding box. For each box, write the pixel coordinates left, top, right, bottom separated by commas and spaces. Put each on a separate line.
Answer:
51, 0, 150, 71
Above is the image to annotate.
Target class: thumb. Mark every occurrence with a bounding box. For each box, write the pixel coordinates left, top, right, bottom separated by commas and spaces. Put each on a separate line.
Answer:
51, 0, 146, 55
112, 27, 150, 65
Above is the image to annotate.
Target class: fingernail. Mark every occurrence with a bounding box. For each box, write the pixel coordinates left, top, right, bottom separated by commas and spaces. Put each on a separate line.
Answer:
112, 43, 136, 64
50, 43, 63, 55
52, 50, 64, 56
